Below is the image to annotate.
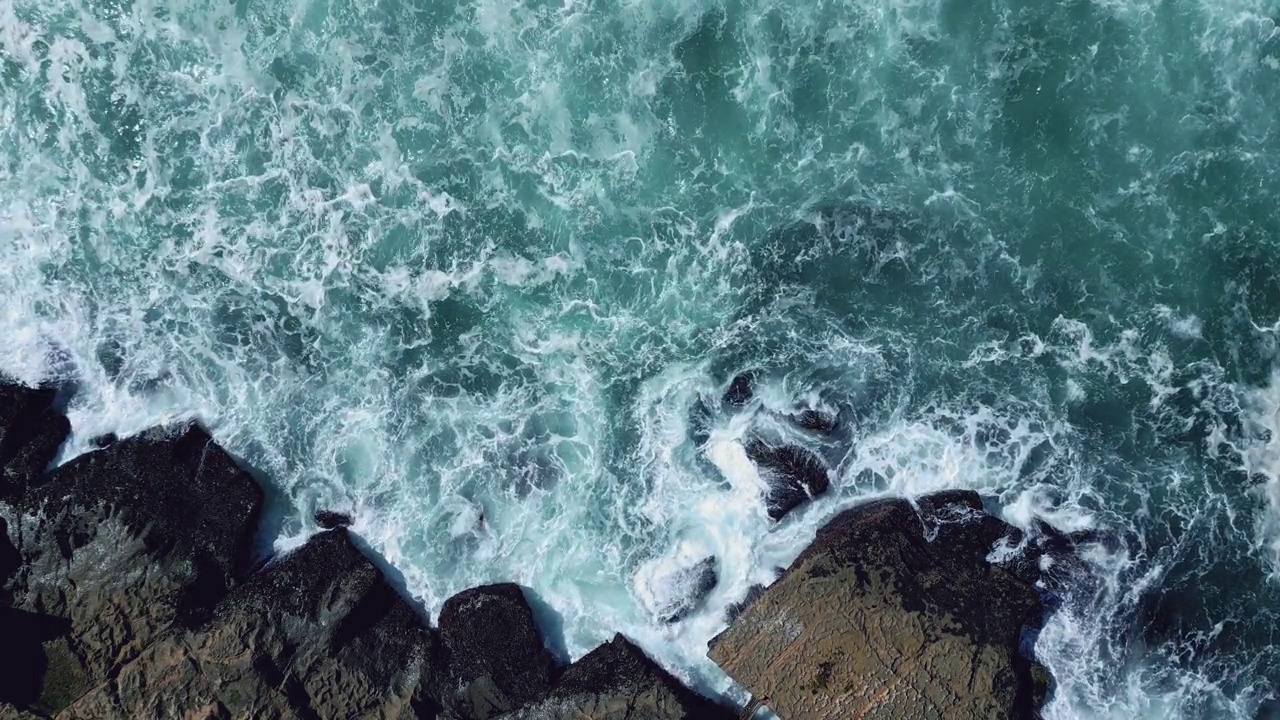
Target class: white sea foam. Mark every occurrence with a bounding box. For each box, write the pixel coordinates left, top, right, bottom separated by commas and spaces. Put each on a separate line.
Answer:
1241, 369, 1280, 578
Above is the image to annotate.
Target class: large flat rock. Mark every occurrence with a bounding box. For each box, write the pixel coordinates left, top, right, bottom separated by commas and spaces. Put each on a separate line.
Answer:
708, 490, 1049, 720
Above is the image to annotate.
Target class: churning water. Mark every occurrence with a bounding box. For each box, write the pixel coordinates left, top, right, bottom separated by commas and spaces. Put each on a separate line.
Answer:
4, 0, 1280, 716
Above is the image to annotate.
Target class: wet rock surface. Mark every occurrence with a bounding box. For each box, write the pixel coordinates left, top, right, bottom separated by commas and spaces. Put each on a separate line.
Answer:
1, 425, 264, 715
744, 440, 831, 520
58, 527, 438, 720
315, 508, 354, 529
436, 583, 555, 720
789, 407, 837, 435
505, 634, 734, 720
708, 490, 1052, 720
638, 554, 719, 625
1, 380, 1066, 720
722, 371, 757, 408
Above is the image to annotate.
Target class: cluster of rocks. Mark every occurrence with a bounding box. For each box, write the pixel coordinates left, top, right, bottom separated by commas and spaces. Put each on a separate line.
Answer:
2, 377, 1064, 720
696, 370, 1065, 719
714, 370, 836, 522
0, 382, 733, 720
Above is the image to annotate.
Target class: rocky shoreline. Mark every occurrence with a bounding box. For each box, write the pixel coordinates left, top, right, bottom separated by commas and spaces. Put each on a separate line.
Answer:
1, 380, 1062, 719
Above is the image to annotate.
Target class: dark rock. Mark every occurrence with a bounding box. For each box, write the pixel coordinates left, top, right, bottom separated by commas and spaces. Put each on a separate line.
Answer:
504, 634, 733, 720
0, 607, 72, 708
57, 527, 439, 719
436, 583, 555, 719
709, 491, 1051, 720
89, 433, 118, 449
744, 441, 830, 520
0, 516, 18, 589
1016, 519, 1115, 593
315, 509, 353, 529
686, 396, 714, 447
27, 425, 264, 618
0, 382, 70, 497
1034, 519, 1119, 557
640, 556, 718, 624
0, 382, 735, 720
722, 372, 756, 408
915, 487, 984, 514
791, 408, 837, 435
918, 489, 1018, 560
724, 583, 768, 624
1, 424, 263, 714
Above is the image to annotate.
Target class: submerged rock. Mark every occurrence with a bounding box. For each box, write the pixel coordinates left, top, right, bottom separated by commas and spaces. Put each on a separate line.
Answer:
506, 634, 733, 720
709, 490, 1050, 720
436, 583, 556, 720
1017, 519, 1116, 593
722, 371, 756, 408
88, 433, 118, 449
744, 440, 830, 520
315, 508, 354, 529
58, 527, 439, 719
790, 407, 838, 435
686, 395, 714, 447
723, 582, 769, 624
1, 426, 263, 715
636, 554, 718, 624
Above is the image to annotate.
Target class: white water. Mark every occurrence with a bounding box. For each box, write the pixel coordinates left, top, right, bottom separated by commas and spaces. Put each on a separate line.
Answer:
5, 0, 1280, 715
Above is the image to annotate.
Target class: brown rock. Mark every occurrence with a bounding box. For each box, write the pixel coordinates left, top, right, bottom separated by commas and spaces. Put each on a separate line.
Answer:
708, 491, 1049, 720
0, 382, 769, 720
435, 584, 555, 720
504, 634, 732, 720
1, 425, 263, 715
59, 528, 440, 720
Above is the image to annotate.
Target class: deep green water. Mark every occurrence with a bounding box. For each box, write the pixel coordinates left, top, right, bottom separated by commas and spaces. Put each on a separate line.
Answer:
4, 0, 1280, 715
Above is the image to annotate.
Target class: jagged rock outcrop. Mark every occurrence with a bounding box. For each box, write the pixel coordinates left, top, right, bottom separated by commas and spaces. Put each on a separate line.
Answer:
722, 372, 757, 408
789, 407, 837, 435
637, 555, 718, 625
1, 425, 263, 715
744, 440, 830, 521
708, 490, 1051, 720
315, 509, 354, 529
59, 528, 439, 719
506, 635, 733, 720
435, 584, 555, 720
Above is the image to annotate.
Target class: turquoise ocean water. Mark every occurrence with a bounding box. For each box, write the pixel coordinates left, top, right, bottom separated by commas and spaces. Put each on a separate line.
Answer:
4, 0, 1280, 715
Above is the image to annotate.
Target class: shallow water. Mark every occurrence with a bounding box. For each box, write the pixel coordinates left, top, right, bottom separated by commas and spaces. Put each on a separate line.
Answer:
3, 0, 1280, 715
